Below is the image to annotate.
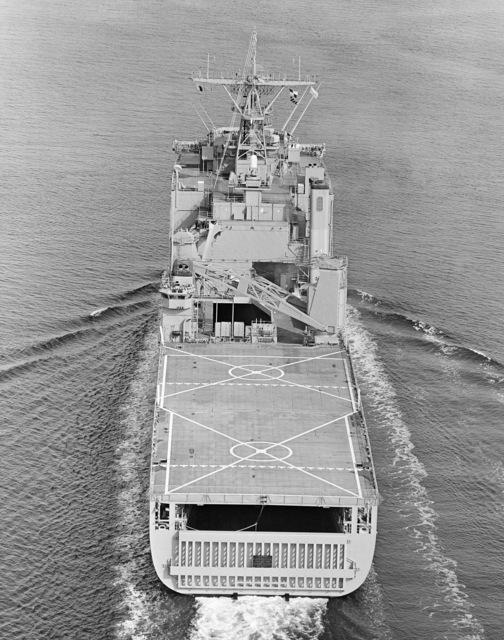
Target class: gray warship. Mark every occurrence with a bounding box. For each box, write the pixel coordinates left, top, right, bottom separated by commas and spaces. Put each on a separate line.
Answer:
149, 32, 379, 597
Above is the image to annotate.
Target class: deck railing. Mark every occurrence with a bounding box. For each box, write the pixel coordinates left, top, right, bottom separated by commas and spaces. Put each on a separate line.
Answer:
169, 530, 355, 594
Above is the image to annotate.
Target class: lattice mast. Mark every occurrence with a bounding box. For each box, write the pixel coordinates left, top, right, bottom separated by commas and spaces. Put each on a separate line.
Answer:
192, 31, 319, 180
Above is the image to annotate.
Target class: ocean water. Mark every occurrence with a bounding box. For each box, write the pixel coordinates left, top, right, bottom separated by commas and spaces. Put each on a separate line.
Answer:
1, 1, 503, 639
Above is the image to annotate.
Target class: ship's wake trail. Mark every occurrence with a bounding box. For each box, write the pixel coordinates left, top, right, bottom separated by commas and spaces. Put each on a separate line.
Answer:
113, 326, 169, 640
346, 306, 485, 640
113, 325, 196, 640
189, 596, 327, 640
350, 288, 503, 370
113, 327, 155, 640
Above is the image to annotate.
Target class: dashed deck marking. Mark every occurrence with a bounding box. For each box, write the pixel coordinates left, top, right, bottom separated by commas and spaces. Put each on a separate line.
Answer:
166, 444, 278, 495
160, 405, 360, 497
273, 457, 359, 496
162, 348, 351, 404
269, 376, 351, 403
155, 345, 365, 499
164, 352, 344, 359
165, 382, 346, 389
169, 464, 356, 471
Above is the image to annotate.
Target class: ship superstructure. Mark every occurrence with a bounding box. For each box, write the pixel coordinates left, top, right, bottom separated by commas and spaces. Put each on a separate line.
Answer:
150, 33, 379, 597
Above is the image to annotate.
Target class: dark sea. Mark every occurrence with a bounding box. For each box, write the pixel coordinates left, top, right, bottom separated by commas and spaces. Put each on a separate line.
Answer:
2, 1, 503, 638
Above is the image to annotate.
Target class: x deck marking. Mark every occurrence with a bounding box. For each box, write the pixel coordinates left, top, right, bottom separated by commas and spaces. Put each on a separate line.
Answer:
161, 345, 352, 404
158, 345, 361, 498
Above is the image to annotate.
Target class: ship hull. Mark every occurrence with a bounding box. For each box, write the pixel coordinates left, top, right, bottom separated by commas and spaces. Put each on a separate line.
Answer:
149, 32, 380, 597
150, 516, 376, 597
150, 341, 379, 597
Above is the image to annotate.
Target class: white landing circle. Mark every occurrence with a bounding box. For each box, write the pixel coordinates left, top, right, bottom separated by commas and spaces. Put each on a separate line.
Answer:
230, 441, 293, 462
228, 364, 285, 381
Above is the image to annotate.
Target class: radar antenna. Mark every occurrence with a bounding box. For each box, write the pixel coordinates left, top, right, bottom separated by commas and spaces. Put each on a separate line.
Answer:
192, 31, 319, 183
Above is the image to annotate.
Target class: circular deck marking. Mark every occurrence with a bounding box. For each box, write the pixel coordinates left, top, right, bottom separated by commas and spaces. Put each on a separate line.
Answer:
230, 441, 293, 462
228, 364, 284, 381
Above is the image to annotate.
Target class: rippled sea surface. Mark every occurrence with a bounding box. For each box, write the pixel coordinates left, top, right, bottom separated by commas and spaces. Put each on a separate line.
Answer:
2, 1, 504, 639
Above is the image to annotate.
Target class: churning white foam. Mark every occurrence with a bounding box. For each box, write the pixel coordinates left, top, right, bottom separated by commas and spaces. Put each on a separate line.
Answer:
356, 289, 376, 302
468, 347, 491, 361
189, 596, 327, 640
90, 306, 109, 317
346, 306, 485, 640
413, 320, 447, 349
114, 328, 160, 640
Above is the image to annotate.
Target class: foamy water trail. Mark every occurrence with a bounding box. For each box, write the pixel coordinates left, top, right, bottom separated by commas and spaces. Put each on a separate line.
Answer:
356, 566, 394, 640
357, 289, 376, 303
413, 320, 462, 381
189, 596, 327, 640
113, 328, 163, 640
346, 306, 485, 640
90, 306, 109, 317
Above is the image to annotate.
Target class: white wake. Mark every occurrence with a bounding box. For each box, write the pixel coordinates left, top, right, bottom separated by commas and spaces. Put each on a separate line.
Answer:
346, 306, 485, 640
189, 596, 327, 640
